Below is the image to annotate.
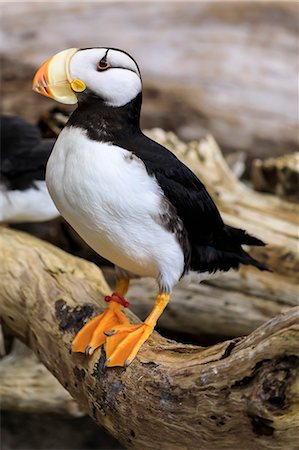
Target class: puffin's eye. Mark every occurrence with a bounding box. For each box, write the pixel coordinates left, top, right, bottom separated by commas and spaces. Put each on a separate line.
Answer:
97, 57, 111, 71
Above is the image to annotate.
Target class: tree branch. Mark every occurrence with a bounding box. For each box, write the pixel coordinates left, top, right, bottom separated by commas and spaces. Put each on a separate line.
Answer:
0, 226, 298, 449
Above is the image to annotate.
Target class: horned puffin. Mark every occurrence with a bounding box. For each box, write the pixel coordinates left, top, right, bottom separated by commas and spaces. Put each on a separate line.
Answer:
33, 47, 266, 367
0, 115, 58, 223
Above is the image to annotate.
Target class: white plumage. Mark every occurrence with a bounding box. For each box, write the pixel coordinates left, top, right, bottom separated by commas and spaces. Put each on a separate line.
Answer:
46, 126, 184, 291
70, 49, 142, 107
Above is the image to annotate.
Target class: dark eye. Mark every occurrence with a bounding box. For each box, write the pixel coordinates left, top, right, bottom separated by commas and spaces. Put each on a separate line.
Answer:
97, 57, 110, 71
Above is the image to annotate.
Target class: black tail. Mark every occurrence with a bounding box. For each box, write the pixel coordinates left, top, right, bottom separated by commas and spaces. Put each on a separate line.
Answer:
223, 225, 265, 247
190, 225, 269, 273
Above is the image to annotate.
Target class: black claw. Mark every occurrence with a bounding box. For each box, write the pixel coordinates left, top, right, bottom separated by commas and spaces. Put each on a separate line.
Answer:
105, 329, 117, 337
85, 345, 92, 355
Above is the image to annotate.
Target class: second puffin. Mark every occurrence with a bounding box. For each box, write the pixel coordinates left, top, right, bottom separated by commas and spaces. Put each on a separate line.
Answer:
33, 47, 266, 367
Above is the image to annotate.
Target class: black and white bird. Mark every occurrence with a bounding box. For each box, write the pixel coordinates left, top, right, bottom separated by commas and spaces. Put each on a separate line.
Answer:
0, 115, 58, 223
33, 47, 266, 367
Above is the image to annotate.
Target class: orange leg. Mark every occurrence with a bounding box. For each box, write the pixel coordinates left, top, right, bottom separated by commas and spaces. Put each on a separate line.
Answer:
105, 293, 170, 367
72, 278, 130, 355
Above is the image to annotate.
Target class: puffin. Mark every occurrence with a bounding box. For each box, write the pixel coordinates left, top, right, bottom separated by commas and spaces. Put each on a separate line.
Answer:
0, 115, 59, 223
33, 47, 266, 367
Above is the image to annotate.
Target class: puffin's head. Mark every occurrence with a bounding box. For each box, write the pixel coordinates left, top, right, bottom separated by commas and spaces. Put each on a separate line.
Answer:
33, 47, 142, 107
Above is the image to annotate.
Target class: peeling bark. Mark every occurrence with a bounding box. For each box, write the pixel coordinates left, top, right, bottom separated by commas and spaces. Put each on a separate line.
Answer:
0, 227, 298, 450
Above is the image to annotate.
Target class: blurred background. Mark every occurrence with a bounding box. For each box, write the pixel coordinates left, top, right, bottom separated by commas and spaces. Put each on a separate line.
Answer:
1, 1, 298, 449
2, 1, 298, 159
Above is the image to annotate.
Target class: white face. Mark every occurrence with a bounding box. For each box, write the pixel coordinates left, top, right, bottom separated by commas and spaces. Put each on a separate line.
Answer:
69, 48, 142, 107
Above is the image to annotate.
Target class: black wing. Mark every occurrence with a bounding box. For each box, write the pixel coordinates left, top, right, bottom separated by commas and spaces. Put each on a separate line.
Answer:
125, 133, 224, 244
122, 133, 266, 273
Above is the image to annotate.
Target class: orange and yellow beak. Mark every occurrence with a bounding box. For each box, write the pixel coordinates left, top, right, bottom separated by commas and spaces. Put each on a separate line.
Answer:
32, 48, 84, 104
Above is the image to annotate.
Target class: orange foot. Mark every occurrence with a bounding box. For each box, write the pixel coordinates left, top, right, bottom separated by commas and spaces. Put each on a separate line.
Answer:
72, 294, 130, 355
105, 322, 154, 367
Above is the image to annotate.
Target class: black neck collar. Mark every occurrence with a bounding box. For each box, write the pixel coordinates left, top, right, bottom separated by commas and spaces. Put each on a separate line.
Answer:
67, 92, 142, 142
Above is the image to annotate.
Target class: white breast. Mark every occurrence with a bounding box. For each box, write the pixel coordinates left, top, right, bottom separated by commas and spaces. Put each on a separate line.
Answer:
46, 127, 184, 290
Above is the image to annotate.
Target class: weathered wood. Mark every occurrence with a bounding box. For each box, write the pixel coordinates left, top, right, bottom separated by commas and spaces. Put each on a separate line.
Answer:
0, 339, 83, 417
1, 227, 298, 450
251, 153, 299, 202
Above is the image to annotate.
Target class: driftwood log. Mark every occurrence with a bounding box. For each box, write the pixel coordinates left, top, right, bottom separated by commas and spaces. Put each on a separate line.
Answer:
0, 339, 83, 417
251, 152, 299, 202
0, 227, 298, 449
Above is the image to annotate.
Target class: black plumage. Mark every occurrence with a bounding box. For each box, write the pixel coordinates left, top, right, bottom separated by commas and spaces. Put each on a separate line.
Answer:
0, 115, 55, 191
67, 92, 267, 275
